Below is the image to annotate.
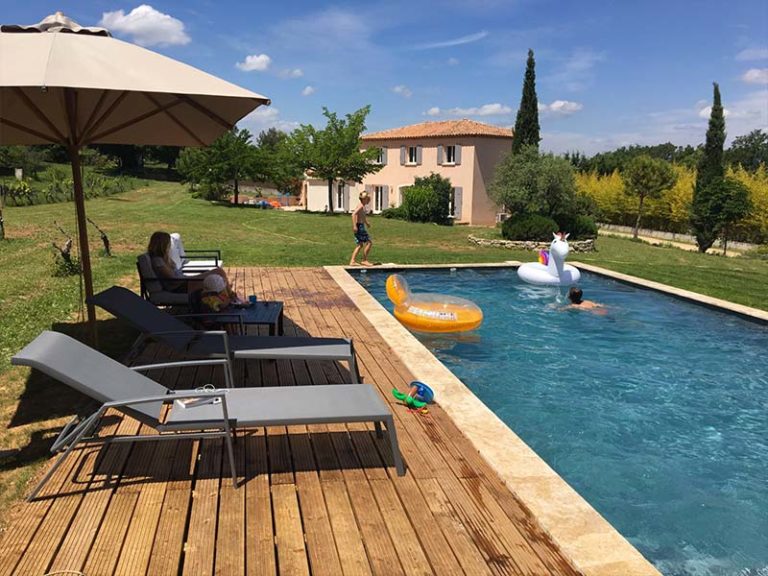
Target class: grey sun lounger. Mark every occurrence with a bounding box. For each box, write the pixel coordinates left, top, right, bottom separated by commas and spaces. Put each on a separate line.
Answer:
12, 331, 405, 500
88, 286, 360, 385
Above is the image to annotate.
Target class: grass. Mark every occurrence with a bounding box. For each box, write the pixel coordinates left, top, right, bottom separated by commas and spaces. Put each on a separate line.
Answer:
0, 180, 766, 521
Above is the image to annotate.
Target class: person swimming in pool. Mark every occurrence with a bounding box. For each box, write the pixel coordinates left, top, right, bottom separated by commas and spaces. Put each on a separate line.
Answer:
566, 286, 605, 313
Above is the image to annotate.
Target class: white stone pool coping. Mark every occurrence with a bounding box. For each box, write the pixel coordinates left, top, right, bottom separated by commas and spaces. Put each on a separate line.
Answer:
328, 261, 768, 576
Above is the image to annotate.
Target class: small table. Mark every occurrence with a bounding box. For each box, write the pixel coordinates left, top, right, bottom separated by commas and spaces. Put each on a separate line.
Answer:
233, 301, 284, 336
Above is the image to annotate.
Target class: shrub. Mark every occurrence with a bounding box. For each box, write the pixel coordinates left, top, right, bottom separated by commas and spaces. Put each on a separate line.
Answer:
553, 213, 598, 239
381, 205, 406, 220
401, 185, 443, 223
501, 213, 559, 241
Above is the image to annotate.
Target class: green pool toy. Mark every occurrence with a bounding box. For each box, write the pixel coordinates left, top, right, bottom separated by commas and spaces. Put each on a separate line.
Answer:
392, 388, 428, 409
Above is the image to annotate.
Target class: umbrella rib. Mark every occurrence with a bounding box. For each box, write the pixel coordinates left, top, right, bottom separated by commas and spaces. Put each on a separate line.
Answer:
12, 87, 67, 143
80, 90, 129, 144
145, 93, 206, 147
79, 90, 110, 144
0, 116, 60, 144
88, 98, 184, 142
174, 94, 233, 130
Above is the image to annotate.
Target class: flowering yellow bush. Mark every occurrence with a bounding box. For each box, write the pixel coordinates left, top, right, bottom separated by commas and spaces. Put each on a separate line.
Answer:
576, 165, 767, 242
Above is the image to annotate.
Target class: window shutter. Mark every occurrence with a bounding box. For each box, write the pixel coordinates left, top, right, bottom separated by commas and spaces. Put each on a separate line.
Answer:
437, 145, 444, 166
344, 187, 350, 212
455, 145, 462, 165
381, 148, 388, 166
417, 145, 423, 165
400, 146, 406, 165
382, 185, 389, 209
453, 187, 463, 219
365, 184, 372, 194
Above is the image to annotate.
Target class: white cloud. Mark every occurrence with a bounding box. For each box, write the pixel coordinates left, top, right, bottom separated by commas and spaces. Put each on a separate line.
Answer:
301, 85, 316, 96
279, 68, 304, 79
392, 85, 413, 98
236, 54, 272, 72
742, 68, 768, 84
239, 106, 299, 133
736, 47, 768, 61
425, 107, 441, 116
448, 103, 512, 116
415, 30, 489, 50
545, 48, 606, 92
447, 57, 460, 66
100, 4, 190, 47
539, 100, 583, 116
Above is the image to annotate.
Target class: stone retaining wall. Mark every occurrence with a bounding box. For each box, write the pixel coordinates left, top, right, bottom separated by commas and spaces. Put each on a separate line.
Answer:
468, 235, 596, 252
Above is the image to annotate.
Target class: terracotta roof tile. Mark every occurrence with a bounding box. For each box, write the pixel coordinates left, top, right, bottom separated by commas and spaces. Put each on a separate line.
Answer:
362, 119, 513, 141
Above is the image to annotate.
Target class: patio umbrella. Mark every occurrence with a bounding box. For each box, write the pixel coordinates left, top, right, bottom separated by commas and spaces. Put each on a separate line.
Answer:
0, 12, 270, 341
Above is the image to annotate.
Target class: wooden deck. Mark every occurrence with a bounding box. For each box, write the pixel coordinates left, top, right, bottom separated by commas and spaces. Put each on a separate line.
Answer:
0, 267, 581, 576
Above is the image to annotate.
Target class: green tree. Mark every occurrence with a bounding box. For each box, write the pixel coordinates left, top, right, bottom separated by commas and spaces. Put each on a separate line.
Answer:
290, 106, 381, 212
253, 129, 304, 195
726, 129, 768, 173
489, 146, 577, 217
710, 177, 752, 255
145, 146, 182, 171
623, 155, 677, 238
177, 128, 257, 202
511, 49, 541, 153
692, 82, 727, 252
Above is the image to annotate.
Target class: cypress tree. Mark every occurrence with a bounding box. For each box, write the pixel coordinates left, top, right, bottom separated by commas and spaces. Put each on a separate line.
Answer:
511, 49, 541, 153
691, 82, 727, 252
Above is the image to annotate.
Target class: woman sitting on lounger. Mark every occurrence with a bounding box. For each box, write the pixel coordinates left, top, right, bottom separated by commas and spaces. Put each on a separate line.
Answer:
147, 231, 241, 300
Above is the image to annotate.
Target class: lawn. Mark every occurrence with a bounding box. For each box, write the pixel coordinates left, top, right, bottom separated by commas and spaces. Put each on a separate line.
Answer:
0, 180, 766, 517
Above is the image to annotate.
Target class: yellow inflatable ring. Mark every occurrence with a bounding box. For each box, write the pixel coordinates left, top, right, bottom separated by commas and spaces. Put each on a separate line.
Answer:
385, 274, 483, 333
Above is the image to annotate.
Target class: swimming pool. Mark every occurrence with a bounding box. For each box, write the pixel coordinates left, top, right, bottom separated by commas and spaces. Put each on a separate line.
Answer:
356, 267, 768, 576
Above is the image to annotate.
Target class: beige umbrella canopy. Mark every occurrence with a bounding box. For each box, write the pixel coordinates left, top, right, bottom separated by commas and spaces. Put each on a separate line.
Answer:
0, 12, 270, 341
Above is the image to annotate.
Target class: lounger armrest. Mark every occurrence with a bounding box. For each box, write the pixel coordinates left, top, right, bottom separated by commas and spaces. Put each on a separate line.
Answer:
182, 249, 221, 259
174, 313, 244, 331
130, 358, 230, 372
102, 390, 229, 408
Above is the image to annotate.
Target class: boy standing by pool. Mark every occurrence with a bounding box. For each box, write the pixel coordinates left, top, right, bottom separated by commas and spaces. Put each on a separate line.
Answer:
350, 191, 373, 266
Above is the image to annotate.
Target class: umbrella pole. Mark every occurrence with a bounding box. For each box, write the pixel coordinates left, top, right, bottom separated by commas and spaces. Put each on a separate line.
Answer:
68, 146, 97, 345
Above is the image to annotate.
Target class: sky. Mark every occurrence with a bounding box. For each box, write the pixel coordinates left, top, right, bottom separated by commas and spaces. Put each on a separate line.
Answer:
4, 0, 768, 154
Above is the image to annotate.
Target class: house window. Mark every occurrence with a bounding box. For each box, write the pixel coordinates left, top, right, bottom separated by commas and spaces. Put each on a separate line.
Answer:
407, 146, 418, 164
375, 148, 384, 164
336, 182, 345, 211
373, 185, 385, 212
445, 145, 456, 164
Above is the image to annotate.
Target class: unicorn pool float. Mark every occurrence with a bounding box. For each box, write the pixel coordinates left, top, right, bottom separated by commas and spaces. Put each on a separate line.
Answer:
517, 232, 581, 286
386, 274, 483, 333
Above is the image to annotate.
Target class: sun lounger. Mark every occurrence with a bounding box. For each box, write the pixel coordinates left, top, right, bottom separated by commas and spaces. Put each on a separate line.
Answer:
12, 331, 404, 500
88, 286, 360, 384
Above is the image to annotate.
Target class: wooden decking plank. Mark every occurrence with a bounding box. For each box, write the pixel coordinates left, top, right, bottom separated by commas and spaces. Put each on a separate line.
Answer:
82, 491, 138, 575
244, 429, 276, 576
146, 441, 197, 576
288, 430, 343, 576
182, 438, 223, 576
46, 417, 141, 574
272, 483, 310, 576
343, 478, 405, 576
113, 439, 179, 576
214, 428, 247, 576
321, 480, 373, 576
388, 475, 466, 576
367, 478, 437, 576
419, 478, 494, 576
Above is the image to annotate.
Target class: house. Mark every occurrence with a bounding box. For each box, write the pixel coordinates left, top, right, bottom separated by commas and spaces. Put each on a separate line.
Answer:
301, 119, 513, 225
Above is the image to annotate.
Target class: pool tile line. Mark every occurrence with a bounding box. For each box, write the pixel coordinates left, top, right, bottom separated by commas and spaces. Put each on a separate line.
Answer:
326, 265, 662, 576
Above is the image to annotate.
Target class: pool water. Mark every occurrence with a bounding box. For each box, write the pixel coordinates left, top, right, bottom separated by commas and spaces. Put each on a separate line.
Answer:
356, 268, 768, 576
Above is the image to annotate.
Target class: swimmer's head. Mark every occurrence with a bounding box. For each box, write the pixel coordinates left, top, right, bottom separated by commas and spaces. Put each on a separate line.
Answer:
568, 286, 583, 304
